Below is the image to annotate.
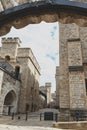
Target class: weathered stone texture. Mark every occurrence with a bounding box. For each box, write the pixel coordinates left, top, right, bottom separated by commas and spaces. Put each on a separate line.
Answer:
0, 0, 87, 36
79, 27, 87, 63
69, 71, 86, 109
0, 37, 40, 114
0, 69, 20, 114
59, 23, 79, 109
58, 18, 87, 111
68, 40, 82, 66
17, 46, 40, 112
17, 48, 40, 75
0, 0, 19, 10
0, 1, 4, 12
84, 64, 87, 78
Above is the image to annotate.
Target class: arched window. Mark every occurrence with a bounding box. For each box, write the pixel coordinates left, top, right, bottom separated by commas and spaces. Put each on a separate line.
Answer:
15, 66, 20, 79
5, 55, 10, 61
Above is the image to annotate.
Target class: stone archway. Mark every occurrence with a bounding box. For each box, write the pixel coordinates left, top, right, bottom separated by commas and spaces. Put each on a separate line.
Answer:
3, 90, 16, 115
0, 0, 87, 115
0, 0, 87, 36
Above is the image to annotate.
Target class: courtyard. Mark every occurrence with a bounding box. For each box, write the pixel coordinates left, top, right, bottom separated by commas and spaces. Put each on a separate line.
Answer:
0, 108, 58, 130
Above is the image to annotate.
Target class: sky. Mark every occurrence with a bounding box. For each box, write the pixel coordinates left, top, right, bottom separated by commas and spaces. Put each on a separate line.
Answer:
0, 21, 59, 92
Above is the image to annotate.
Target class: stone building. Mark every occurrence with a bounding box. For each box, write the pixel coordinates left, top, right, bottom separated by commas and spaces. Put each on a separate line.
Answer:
50, 92, 56, 108
0, 37, 40, 114
39, 83, 51, 108
56, 21, 87, 112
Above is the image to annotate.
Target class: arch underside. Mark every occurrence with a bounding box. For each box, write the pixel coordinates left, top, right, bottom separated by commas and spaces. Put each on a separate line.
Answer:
4, 90, 16, 105
0, 0, 87, 36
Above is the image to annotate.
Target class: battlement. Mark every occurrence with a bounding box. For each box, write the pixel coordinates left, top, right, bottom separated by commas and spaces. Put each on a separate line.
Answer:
2, 37, 21, 46
17, 48, 41, 74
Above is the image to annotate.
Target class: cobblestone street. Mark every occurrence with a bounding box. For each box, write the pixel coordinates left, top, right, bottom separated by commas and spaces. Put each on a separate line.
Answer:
0, 108, 59, 130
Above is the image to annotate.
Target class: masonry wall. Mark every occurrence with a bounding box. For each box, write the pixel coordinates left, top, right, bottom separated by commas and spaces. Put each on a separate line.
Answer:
0, 37, 40, 113
59, 21, 87, 110
59, 23, 80, 109
17, 48, 40, 113
0, 68, 20, 114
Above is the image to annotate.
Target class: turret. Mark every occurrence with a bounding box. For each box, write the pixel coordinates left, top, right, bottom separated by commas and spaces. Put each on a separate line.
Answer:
0, 37, 21, 62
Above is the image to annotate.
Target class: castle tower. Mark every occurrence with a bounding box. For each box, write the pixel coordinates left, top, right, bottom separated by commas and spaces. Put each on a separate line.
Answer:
45, 83, 51, 105
0, 37, 21, 63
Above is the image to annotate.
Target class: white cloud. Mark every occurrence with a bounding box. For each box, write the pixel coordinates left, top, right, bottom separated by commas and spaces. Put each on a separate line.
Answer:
0, 21, 59, 92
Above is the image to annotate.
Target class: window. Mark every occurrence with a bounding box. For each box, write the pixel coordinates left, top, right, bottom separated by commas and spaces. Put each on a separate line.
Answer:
5, 55, 10, 61
15, 66, 20, 79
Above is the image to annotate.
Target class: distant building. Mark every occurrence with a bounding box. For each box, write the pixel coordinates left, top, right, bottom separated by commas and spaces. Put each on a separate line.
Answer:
0, 37, 40, 114
51, 92, 56, 108
39, 83, 51, 108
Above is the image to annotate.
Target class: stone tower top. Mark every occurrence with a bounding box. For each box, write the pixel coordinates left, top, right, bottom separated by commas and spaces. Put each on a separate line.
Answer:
45, 83, 51, 88
0, 37, 21, 62
2, 37, 21, 46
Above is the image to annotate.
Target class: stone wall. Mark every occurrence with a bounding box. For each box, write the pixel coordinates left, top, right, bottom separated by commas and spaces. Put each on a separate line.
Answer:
67, 40, 82, 66
0, 68, 20, 114
18, 60, 39, 112
0, 37, 40, 113
17, 47, 40, 113
69, 71, 86, 109
59, 23, 79, 109
17, 48, 40, 76
58, 18, 87, 110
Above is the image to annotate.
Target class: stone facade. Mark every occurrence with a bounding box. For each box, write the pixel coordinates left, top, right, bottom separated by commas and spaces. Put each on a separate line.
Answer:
0, 37, 40, 114
39, 83, 51, 107
56, 21, 87, 111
